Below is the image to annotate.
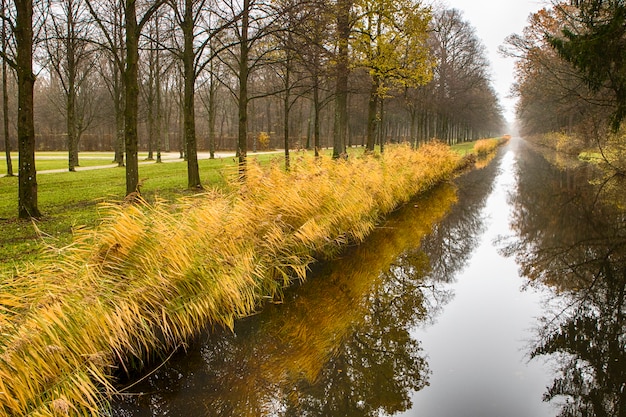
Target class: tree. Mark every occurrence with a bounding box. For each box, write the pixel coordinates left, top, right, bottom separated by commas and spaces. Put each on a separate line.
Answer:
287, 0, 333, 157
87, 0, 126, 166
550, 0, 626, 131
417, 7, 502, 143
2, 0, 14, 176
332, 0, 352, 159
87, 0, 165, 195
352, 0, 432, 152
503, 7, 607, 140
168, 0, 232, 188
236, 0, 250, 174
273, 0, 315, 169
13, 0, 41, 218
123, 0, 166, 196
43, 0, 97, 172
217, 0, 281, 176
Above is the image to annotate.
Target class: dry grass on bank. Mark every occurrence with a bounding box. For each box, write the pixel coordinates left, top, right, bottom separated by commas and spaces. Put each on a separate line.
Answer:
0, 143, 461, 417
473, 138, 502, 156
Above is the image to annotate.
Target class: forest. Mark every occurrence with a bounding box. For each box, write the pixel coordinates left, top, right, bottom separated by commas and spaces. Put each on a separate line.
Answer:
505, 0, 626, 165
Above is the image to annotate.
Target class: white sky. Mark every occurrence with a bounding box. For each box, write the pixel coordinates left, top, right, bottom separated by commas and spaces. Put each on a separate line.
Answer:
441, 0, 548, 123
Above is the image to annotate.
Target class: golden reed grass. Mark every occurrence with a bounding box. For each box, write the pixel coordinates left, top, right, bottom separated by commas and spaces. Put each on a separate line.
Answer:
0, 142, 461, 416
473, 137, 508, 157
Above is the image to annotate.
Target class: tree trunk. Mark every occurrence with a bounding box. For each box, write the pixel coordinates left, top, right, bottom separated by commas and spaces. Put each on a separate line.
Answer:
313, 73, 321, 158
124, 0, 140, 196
379, 98, 385, 154
283, 59, 290, 170
15, 0, 41, 218
114, 94, 125, 166
237, 0, 250, 177
155, 19, 162, 163
332, 0, 351, 159
333, 0, 352, 159
182, 0, 201, 189
366, 77, 378, 152
208, 67, 216, 159
67, 85, 78, 171
2, 0, 13, 177
66, 2, 79, 171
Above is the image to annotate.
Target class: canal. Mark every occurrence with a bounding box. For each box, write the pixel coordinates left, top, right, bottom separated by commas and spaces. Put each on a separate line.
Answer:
111, 138, 625, 416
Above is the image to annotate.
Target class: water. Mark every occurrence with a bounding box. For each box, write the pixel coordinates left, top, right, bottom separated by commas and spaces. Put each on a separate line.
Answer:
111, 138, 626, 417
403, 144, 555, 417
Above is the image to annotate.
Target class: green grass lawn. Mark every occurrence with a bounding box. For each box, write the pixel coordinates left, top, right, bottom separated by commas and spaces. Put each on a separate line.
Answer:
0, 151, 177, 173
451, 140, 480, 155
0, 153, 276, 271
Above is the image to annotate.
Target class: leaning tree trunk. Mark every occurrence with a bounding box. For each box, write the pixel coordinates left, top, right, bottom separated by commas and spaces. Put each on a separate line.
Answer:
15, 0, 41, 218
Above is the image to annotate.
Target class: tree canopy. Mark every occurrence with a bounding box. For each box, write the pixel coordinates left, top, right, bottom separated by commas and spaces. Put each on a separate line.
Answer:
549, 0, 626, 131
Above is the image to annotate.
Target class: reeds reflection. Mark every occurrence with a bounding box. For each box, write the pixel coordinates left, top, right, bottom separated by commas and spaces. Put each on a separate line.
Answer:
503, 141, 626, 417
112, 183, 459, 417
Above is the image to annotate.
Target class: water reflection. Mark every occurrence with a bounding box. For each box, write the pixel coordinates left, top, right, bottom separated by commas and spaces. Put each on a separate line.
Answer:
503, 141, 626, 417
112, 183, 459, 416
421, 147, 500, 286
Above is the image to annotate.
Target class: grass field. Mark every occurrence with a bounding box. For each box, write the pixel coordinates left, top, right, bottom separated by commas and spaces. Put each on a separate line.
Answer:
1, 152, 159, 173
0, 152, 268, 269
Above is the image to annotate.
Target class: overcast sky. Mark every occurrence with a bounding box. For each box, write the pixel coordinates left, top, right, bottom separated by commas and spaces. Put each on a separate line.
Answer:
440, 0, 548, 123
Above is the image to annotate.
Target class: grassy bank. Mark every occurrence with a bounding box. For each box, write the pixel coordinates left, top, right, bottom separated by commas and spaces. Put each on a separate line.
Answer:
0, 154, 253, 270
0, 143, 462, 416
0, 140, 502, 271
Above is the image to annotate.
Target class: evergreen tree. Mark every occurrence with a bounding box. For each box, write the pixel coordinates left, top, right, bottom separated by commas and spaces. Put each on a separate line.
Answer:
550, 0, 626, 130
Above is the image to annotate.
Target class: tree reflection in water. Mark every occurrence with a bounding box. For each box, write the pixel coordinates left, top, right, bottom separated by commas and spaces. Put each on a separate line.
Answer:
503, 142, 626, 417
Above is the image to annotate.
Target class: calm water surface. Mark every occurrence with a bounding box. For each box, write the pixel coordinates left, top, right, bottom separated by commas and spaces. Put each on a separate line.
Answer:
112, 138, 626, 416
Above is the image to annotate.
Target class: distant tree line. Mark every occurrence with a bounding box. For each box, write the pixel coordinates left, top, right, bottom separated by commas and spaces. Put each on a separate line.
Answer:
1, 0, 504, 218
504, 0, 626, 148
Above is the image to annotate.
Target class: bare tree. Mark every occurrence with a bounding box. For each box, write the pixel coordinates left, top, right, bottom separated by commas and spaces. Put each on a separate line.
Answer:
2, 0, 14, 176
168, 0, 210, 189
87, 0, 165, 196
88, 0, 126, 166
43, 0, 97, 171
216, 0, 282, 176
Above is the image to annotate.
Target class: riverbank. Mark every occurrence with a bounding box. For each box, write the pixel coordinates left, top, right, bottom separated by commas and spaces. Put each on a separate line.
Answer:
0, 140, 502, 416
